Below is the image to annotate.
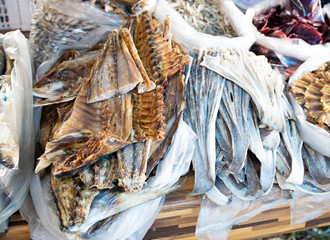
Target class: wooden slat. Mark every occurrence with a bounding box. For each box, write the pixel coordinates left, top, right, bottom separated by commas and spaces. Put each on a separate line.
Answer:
1, 171, 329, 240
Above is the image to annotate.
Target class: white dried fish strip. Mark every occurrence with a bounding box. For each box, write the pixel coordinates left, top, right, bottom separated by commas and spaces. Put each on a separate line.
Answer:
201, 49, 286, 132
167, 0, 237, 37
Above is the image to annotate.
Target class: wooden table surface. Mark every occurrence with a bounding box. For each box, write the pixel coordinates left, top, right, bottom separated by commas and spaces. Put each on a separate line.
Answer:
1, 171, 329, 240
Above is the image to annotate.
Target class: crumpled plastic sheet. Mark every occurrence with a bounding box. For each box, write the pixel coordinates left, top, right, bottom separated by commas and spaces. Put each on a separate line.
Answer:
133, 0, 256, 50
30, 0, 124, 80
246, 0, 330, 61
196, 187, 330, 240
29, 119, 196, 240
0, 30, 34, 231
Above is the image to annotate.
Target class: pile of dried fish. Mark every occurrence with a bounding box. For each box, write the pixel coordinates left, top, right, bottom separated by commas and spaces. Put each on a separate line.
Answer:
167, 0, 237, 37
184, 48, 329, 205
30, 0, 123, 70
34, 11, 189, 235
290, 61, 330, 132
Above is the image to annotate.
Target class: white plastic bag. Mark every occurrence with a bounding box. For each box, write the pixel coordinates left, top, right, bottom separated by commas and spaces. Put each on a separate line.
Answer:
246, 0, 330, 61
29, 119, 196, 240
0, 30, 34, 230
196, 187, 330, 240
30, 0, 124, 79
288, 54, 330, 157
133, 0, 256, 50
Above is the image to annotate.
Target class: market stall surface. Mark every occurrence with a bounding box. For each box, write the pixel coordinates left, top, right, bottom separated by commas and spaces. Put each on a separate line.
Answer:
0, 171, 329, 240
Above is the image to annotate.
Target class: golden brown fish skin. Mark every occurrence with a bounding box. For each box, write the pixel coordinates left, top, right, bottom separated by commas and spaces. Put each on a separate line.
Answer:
134, 11, 189, 85
54, 130, 127, 176
52, 49, 80, 69
80, 154, 118, 190
33, 50, 100, 105
39, 101, 74, 151
117, 140, 151, 192
87, 30, 147, 103
133, 85, 166, 141
119, 28, 155, 93
50, 166, 99, 230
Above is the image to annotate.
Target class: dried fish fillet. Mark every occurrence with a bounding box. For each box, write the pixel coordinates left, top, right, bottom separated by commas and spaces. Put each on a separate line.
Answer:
87, 30, 146, 103
184, 50, 225, 195
117, 140, 151, 192
50, 167, 99, 230
80, 154, 118, 189
134, 12, 189, 84
201, 49, 286, 132
33, 50, 100, 106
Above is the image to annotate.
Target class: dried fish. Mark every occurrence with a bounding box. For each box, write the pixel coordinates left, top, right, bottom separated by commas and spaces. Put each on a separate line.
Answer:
50, 166, 99, 230
87, 30, 150, 103
30, 0, 123, 69
80, 154, 118, 190
33, 50, 100, 106
77, 177, 185, 233
291, 61, 330, 131
167, 0, 237, 37
302, 144, 330, 185
134, 11, 189, 84
201, 49, 286, 132
184, 50, 225, 195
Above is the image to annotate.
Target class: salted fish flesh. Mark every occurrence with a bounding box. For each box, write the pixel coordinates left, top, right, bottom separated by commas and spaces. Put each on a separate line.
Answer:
117, 140, 151, 192
134, 11, 189, 84
280, 120, 304, 185
87, 29, 151, 103
201, 49, 286, 132
218, 80, 249, 174
33, 50, 100, 106
80, 154, 118, 190
259, 148, 276, 195
50, 166, 99, 230
302, 144, 330, 185
77, 177, 185, 233
184, 50, 225, 195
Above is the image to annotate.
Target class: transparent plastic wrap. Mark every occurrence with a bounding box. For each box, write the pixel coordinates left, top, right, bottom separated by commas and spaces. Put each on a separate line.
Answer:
246, 0, 330, 61
29, 119, 196, 240
288, 54, 330, 157
196, 187, 330, 239
0, 30, 34, 230
133, 0, 256, 50
30, 0, 124, 79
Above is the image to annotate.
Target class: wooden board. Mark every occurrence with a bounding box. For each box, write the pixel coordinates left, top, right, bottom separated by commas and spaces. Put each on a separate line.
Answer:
1, 171, 329, 240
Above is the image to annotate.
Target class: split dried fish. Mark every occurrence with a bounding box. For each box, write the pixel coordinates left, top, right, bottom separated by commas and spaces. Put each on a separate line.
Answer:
167, 0, 237, 37
33, 50, 100, 106
30, 0, 123, 69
